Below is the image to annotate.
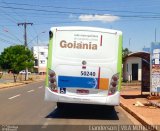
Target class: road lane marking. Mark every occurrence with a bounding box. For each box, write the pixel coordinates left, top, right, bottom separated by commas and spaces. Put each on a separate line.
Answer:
27, 90, 34, 93
8, 94, 21, 100
38, 86, 43, 89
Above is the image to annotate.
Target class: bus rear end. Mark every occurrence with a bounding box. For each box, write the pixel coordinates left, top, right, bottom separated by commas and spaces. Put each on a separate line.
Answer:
45, 26, 122, 106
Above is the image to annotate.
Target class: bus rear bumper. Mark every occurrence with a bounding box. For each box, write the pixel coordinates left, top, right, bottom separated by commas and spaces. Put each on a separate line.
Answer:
45, 87, 120, 106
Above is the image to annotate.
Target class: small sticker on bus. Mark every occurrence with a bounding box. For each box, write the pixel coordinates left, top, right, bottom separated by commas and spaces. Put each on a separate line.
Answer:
60, 88, 66, 94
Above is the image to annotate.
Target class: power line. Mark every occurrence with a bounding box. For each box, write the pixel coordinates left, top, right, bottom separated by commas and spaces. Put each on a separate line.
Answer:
0, 8, 18, 23
1, 1, 160, 15
1, 10, 160, 20
27, 31, 46, 45
0, 11, 66, 16
0, 27, 23, 43
34, 21, 86, 25
0, 37, 17, 45
0, 5, 83, 15
0, 24, 19, 26
1, 5, 160, 19
0, 32, 21, 43
31, 25, 45, 45
2, 1, 25, 22
0, 7, 26, 42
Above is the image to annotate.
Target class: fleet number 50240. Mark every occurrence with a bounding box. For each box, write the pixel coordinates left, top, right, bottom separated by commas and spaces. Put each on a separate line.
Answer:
81, 71, 96, 76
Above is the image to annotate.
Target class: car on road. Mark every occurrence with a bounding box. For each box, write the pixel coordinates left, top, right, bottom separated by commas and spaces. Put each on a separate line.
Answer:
19, 70, 31, 75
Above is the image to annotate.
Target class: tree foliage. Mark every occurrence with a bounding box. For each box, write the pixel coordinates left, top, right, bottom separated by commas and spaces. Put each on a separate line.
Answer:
0, 45, 34, 81
122, 48, 132, 62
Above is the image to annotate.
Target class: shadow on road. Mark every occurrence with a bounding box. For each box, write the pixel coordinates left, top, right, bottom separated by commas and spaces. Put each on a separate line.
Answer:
121, 94, 149, 99
46, 103, 119, 120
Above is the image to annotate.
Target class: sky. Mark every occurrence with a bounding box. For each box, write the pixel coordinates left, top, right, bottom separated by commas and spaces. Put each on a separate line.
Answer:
0, 0, 160, 53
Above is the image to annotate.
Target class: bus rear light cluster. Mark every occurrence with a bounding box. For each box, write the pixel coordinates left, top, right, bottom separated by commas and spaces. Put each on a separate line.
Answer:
48, 70, 57, 92
108, 73, 119, 96
49, 77, 56, 83
111, 81, 117, 87
49, 71, 55, 77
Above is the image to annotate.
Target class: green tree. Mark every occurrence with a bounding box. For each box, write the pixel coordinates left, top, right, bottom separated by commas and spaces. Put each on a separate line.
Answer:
0, 45, 34, 82
122, 48, 132, 62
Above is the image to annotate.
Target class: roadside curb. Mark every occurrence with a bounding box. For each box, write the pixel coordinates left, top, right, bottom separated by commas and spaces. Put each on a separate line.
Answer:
121, 84, 141, 86
120, 100, 158, 131
0, 83, 24, 90
0, 80, 44, 90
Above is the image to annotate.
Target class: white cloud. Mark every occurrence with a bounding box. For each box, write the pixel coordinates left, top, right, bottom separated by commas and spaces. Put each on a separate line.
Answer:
79, 14, 120, 23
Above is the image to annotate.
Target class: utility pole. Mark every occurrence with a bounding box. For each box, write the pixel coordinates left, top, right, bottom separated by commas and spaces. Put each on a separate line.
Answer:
18, 22, 33, 47
155, 28, 157, 43
129, 38, 131, 51
37, 36, 40, 74
17, 22, 33, 80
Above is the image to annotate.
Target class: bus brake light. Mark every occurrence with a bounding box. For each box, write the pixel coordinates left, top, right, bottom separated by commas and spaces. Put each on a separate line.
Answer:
48, 70, 57, 92
108, 73, 119, 96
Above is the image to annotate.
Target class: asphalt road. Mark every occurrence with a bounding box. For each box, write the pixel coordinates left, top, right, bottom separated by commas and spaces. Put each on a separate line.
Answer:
0, 81, 141, 131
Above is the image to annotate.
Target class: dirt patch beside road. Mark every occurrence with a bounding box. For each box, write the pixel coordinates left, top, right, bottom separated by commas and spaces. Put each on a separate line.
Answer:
0, 74, 46, 89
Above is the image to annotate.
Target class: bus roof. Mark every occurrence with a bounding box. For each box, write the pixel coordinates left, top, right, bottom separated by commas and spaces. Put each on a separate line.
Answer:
50, 26, 122, 35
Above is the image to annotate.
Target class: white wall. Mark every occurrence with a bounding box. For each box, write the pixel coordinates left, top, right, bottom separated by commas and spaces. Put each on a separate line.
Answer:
123, 57, 142, 81
32, 45, 48, 73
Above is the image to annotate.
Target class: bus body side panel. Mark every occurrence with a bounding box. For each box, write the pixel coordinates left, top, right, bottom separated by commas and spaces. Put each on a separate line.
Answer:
117, 35, 123, 91
45, 31, 54, 100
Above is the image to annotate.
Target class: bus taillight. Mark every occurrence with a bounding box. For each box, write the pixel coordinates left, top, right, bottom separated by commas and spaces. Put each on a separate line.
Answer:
49, 70, 57, 92
49, 71, 55, 77
108, 73, 119, 96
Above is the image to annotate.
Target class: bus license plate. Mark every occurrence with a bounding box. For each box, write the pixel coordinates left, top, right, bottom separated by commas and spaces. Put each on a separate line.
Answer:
76, 89, 89, 95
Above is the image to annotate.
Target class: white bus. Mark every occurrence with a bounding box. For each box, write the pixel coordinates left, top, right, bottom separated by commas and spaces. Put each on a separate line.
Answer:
45, 26, 122, 107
